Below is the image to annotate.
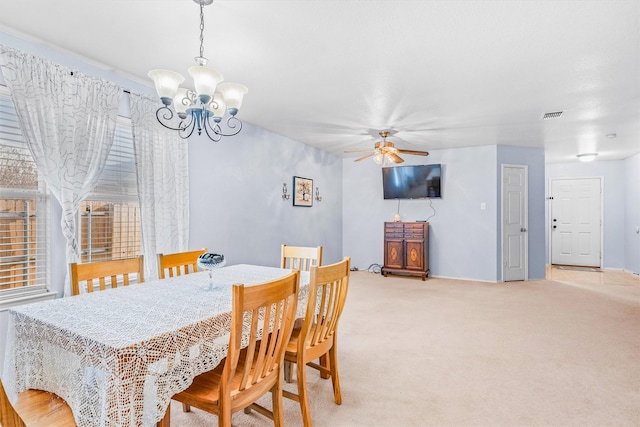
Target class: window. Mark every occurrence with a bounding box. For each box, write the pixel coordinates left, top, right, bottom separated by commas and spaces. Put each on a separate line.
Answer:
0, 86, 50, 306
80, 118, 141, 263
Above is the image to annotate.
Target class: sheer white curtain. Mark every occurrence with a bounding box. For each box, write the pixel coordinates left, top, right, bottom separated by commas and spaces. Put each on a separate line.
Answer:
0, 46, 121, 296
130, 93, 189, 280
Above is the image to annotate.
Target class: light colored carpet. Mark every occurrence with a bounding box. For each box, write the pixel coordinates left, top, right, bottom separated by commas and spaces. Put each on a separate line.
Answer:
169, 269, 640, 427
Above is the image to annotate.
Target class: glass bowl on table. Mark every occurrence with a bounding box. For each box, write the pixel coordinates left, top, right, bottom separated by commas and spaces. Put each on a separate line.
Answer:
197, 252, 226, 290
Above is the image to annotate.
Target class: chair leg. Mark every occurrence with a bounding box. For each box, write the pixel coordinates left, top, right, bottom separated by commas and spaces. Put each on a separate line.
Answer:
158, 402, 171, 427
297, 360, 313, 427
218, 395, 232, 427
182, 403, 191, 412
272, 379, 285, 427
319, 354, 330, 379
328, 345, 342, 405
284, 359, 294, 383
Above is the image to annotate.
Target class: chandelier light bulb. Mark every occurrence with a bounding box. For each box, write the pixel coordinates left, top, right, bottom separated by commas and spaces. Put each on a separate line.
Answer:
172, 88, 191, 117
218, 83, 249, 114
148, 69, 185, 104
188, 65, 224, 103
210, 93, 226, 121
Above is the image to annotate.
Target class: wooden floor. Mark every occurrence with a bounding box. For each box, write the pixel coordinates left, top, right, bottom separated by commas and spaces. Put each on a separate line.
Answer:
546, 265, 639, 304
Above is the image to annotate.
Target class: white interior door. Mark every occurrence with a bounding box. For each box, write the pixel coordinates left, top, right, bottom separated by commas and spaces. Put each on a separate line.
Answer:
503, 165, 528, 281
550, 178, 602, 267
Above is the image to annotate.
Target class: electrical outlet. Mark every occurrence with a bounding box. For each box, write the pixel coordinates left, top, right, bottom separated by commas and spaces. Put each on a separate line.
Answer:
480, 202, 487, 210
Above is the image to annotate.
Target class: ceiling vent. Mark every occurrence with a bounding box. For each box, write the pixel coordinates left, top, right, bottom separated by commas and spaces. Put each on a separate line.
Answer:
543, 111, 563, 120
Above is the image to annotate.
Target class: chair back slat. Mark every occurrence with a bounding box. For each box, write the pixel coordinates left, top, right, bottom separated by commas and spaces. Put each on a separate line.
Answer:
263, 302, 282, 374
70, 256, 144, 296
281, 244, 323, 272
157, 248, 207, 279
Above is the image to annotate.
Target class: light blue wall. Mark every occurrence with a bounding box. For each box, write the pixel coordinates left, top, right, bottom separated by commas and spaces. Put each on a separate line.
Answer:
188, 125, 343, 267
343, 145, 499, 281
545, 160, 626, 269
496, 146, 546, 280
624, 153, 640, 274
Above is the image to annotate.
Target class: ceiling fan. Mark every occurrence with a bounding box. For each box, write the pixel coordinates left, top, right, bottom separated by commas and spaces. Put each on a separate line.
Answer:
345, 131, 429, 164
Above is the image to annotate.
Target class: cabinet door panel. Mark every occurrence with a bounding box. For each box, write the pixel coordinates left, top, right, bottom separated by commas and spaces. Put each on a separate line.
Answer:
404, 240, 424, 270
385, 239, 404, 269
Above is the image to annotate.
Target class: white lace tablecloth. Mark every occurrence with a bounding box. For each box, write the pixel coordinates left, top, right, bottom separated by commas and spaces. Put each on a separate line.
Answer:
2, 264, 309, 427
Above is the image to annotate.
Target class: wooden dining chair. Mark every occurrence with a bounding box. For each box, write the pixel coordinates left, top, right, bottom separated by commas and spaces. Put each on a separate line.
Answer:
282, 257, 351, 427
157, 248, 207, 279
0, 379, 76, 427
160, 270, 300, 427
69, 255, 144, 296
280, 244, 323, 271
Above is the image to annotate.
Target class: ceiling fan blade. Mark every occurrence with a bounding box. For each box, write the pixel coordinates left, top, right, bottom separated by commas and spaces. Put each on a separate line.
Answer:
397, 149, 429, 156
354, 153, 375, 162
389, 153, 405, 163
344, 149, 374, 153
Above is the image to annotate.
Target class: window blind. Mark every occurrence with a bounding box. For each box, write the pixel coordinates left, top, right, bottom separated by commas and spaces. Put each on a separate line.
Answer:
0, 86, 49, 294
80, 117, 141, 263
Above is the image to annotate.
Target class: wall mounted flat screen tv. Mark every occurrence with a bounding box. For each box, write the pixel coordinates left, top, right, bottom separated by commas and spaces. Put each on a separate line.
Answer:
382, 164, 442, 199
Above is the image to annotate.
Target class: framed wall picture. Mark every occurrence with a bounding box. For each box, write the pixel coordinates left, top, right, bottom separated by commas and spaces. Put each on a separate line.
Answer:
293, 176, 313, 207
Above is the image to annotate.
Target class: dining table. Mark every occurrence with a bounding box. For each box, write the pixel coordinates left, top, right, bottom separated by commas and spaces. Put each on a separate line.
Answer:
2, 264, 310, 427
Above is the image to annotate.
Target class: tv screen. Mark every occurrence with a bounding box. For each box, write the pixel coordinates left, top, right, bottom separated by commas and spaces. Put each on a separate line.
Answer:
382, 164, 442, 199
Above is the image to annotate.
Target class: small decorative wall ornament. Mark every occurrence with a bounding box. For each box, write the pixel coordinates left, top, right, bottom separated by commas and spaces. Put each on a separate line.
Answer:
293, 176, 313, 207
282, 183, 291, 201
315, 187, 323, 202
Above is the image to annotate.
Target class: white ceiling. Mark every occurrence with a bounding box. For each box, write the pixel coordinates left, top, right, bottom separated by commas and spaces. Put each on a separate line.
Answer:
0, 0, 638, 163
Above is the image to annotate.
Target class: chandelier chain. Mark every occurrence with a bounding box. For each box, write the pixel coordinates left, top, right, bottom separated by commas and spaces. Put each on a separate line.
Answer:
199, 2, 205, 59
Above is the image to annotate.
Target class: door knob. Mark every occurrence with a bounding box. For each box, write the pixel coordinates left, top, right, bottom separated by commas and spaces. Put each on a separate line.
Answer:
553, 225, 557, 229
520, 228, 527, 232
553, 219, 557, 222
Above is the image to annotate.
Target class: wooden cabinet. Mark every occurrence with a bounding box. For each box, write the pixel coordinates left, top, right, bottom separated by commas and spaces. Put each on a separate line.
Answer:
382, 222, 429, 280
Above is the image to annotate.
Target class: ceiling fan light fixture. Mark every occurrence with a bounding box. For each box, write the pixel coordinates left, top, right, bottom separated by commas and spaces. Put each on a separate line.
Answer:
346, 130, 429, 164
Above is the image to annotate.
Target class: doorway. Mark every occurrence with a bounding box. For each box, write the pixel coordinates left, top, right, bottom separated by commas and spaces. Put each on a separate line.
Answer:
550, 177, 602, 267
502, 165, 528, 281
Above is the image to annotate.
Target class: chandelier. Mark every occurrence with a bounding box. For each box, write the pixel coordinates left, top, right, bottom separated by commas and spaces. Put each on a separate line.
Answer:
148, 0, 248, 142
